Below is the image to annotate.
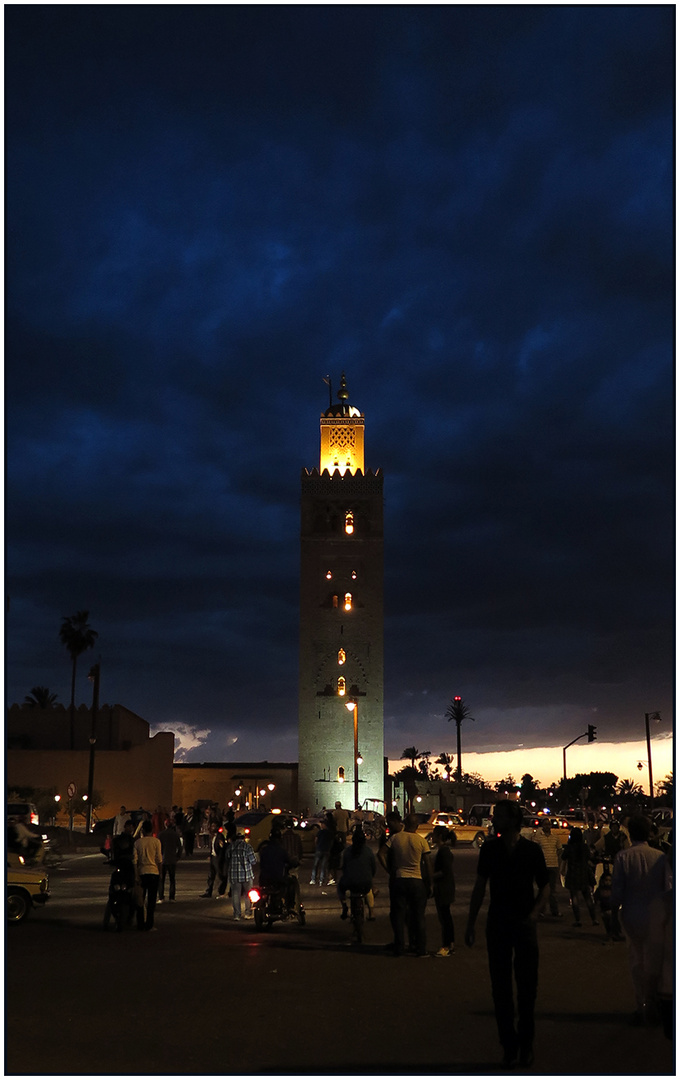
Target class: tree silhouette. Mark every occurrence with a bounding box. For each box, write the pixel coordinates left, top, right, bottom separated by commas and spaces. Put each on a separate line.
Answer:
59, 610, 98, 750
24, 686, 58, 708
617, 778, 644, 799
401, 746, 431, 772
657, 772, 674, 800
520, 773, 539, 803
494, 775, 516, 796
436, 752, 454, 781
445, 696, 475, 780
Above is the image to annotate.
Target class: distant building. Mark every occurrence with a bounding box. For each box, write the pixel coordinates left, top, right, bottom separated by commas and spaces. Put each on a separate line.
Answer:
6, 703, 174, 817
298, 373, 385, 813
173, 761, 297, 814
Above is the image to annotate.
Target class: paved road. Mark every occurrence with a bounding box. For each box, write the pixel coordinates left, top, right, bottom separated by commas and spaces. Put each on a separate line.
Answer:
6, 847, 674, 1076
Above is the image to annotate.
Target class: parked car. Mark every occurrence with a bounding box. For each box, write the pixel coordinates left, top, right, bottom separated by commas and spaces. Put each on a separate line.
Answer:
416, 810, 489, 849
7, 802, 40, 826
289, 817, 321, 855
7, 865, 50, 923
467, 803, 495, 826
521, 814, 571, 849
234, 809, 287, 851
91, 808, 147, 836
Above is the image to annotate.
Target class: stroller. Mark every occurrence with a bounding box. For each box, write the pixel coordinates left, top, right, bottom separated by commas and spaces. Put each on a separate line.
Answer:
103, 865, 137, 931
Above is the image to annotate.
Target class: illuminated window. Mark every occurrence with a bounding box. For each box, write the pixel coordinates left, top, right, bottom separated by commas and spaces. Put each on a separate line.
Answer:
332, 594, 339, 608
344, 592, 352, 611
345, 510, 354, 535
338, 648, 346, 665
351, 570, 357, 580
337, 676, 346, 696
338, 767, 345, 782
326, 570, 332, 580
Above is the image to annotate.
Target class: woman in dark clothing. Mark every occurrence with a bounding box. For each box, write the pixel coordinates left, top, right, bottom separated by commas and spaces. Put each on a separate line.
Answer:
560, 827, 598, 927
431, 825, 456, 956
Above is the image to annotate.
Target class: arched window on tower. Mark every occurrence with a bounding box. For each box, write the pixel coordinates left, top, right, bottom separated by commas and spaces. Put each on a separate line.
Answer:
344, 510, 354, 535
332, 594, 339, 608
337, 676, 346, 696
338, 648, 346, 665
344, 593, 352, 611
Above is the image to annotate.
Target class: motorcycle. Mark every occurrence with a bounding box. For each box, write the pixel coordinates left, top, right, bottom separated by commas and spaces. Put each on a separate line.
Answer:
248, 880, 306, 930
103, 866, 137, 932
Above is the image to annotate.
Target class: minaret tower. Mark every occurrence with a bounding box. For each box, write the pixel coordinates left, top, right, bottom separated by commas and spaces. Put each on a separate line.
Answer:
298, 374, 384, 813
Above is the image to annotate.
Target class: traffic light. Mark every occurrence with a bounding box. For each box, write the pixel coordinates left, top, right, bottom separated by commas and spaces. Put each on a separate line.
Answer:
587, 724, 597, 743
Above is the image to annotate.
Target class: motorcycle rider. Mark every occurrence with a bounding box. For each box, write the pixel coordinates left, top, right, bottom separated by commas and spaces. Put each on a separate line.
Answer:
337, 825, 377, 920
258, 827, 296, 911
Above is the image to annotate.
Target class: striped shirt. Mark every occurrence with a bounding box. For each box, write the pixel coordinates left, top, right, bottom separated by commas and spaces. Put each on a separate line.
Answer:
535, 830, 563, 868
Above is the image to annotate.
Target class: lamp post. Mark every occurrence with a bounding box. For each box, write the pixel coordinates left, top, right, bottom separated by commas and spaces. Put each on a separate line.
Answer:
345, 698, 359, 810
644, 712, 661, 800
85, 662, 100, 834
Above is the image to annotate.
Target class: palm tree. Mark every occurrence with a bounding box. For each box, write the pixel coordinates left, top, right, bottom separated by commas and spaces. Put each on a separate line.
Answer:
59, 610, 98, 750
436, 752, 454, 782
617, 778, 644, 799
24, 686, 58, 708
401, 746, 431, 772
445, 696, 475, 781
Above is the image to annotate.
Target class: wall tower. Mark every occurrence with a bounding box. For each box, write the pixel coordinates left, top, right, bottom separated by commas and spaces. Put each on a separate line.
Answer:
298, 374, 384, 813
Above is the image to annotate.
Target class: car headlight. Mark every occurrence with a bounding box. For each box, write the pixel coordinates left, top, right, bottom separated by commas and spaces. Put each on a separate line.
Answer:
40, 877, 49, 893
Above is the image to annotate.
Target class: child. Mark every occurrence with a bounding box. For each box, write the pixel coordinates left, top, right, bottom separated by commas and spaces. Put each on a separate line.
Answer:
431, 824, 455, 957
593, 872, 624, 943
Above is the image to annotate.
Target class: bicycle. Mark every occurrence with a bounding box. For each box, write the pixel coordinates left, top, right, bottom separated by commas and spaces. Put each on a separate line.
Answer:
348, 889, 368, 943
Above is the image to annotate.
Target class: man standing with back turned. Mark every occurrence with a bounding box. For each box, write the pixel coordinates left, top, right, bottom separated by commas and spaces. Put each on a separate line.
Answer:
465, 800, 550, 1069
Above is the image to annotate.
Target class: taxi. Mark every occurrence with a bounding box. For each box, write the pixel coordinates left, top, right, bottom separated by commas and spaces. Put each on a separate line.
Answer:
416, 810, 489, 848
521, 812, 571, 849
7, 865, 50, 922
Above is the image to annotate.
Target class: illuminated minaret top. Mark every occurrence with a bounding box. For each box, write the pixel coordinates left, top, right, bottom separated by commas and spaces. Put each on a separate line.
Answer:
319, 372, 365, 475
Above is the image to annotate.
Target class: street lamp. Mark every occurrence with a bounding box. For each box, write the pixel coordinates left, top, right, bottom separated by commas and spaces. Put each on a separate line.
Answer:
345, 698, 360, 810
644, 712, 661, 800
85, 662, 100, 833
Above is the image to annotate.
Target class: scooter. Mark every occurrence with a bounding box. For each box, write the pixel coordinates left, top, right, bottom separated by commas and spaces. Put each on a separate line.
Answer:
248, 880, 306, 930
103, 866, 137, 931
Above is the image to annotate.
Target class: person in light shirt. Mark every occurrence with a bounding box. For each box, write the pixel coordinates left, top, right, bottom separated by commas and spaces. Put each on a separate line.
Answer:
385, 812, 432, 957
534, 821, 563, 918
611, 814, 672, 1025
133, 819, 162, 931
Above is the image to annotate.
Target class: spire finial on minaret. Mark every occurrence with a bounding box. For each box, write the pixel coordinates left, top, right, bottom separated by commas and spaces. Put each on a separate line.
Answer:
337, 372, 349, 402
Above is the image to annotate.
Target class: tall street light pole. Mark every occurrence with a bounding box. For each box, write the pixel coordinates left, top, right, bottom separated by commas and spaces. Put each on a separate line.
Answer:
85, 662, 100, 834
346, 699, 359, 810
644, 712, 661, 800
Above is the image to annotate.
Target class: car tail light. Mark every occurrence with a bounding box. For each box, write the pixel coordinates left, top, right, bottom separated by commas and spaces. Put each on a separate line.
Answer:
248, 888, 260, 904
30, 812, 39, 825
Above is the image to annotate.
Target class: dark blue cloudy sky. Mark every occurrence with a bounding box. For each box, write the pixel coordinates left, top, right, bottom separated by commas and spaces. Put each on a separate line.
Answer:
6, 5, 674, 766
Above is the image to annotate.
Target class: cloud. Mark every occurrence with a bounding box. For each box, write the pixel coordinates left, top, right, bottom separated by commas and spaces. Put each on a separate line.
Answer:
150, 722, 212, 762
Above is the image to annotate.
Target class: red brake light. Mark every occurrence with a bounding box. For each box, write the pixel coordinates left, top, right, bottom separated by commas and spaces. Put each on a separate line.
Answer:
248, 888, 260, 904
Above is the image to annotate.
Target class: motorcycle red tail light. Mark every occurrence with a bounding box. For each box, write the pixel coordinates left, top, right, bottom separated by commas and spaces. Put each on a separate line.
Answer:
248, 888, 260, 904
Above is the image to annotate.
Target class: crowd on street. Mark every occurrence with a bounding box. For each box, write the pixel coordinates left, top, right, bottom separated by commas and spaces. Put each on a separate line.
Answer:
102, 798, 673, 1070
